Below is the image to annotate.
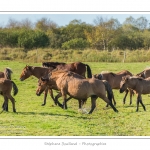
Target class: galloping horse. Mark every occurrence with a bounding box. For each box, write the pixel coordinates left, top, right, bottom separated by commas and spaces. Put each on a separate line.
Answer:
36, 70, 118, 114
0, 68, 13, 110
42, 61, 92, 78
0, 78, 18, 113
120, 75, 149, 112
136, 68, 150, 79
94, 70, 134, 105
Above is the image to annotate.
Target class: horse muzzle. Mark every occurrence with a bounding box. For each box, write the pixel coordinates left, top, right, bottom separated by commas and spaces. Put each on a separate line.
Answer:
119, 88, 124, 93
20, 78, 24, 81
36, 92, 41, 96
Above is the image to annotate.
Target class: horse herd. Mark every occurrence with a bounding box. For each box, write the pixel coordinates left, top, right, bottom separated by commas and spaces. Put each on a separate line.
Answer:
1, 62, 150, 114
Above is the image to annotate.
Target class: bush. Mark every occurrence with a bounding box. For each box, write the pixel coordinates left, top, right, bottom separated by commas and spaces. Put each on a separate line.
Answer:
62, 38, 89, 50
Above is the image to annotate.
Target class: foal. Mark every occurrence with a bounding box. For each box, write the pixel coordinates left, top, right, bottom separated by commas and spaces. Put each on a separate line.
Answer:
120, 75, 148, 112
0, 78, 18, 113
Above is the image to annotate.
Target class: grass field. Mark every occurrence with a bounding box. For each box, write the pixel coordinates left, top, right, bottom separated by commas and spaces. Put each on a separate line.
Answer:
0, 60, 150, 136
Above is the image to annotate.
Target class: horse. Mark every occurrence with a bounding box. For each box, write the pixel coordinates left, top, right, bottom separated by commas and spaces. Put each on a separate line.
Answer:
36, 72, 86, 110
120, 75, 149, 112
0, 67, 13, 110
0, 78, 18, 113
20, 65, 56, 106
94, 70, 134, 105
136, 68, 150, 78
36, 70, 118, 114
42, 61, 92, 78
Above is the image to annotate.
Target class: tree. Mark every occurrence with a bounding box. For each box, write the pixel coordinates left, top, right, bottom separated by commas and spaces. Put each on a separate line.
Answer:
85, 17, 121, 50
135, 16, 148, 30
35, 18, 58, 32
18, 29, 49, 49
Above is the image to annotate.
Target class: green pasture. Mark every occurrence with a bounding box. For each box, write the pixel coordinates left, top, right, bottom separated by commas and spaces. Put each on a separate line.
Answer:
0, 61, 150, 136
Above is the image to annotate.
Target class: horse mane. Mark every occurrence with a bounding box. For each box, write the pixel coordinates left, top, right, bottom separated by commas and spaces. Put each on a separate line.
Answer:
42, 62, 66, 68
4, 67, 13, 80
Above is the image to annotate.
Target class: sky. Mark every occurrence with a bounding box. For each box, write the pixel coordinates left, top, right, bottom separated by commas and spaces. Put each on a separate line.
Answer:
0, 13, 150, 27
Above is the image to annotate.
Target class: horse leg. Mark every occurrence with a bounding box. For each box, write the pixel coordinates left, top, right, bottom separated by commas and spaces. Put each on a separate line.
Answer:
139, 95, 146, 111
54, 92, 63, 108
100, 95, 118, 112
42, 87, 48, 106
88, 95, 97, 114
7, 95, 16, 112
123, 89, 129, 104
61, 90, 68, 109
3, 96, 8, 111
136, 94, 140, 112
106, 93, 116, 107
129, 89, 134, 105
48, 88, 57, 105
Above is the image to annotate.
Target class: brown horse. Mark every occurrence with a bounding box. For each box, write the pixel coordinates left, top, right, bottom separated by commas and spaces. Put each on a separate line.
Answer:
94, 70, 134, 105
20, 65, 55, 106
0, 78, 18, 113
42, 61, 92, 78
0, 68, 13, 110
136, 68, 150, 78
120, 75, 149, 112
36, 71, 86, 110
36, 70, 118, 114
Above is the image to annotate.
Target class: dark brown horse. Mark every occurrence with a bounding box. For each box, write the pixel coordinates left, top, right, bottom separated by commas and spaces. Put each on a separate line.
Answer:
94, 70, 134, 105
0, 78, 18, 113
42, 61, 92, 78
36, 70, 118, 114
0, 68, 13, 110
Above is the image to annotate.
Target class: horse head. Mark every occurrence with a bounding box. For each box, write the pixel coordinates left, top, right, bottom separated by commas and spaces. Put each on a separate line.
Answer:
20, 65, 32, 81
36, 77, 49, 96
120, 75, 130, 93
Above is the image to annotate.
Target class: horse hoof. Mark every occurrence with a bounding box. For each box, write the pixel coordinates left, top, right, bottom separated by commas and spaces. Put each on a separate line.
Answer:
115, 109, 118, 113
41, 104, 45, 106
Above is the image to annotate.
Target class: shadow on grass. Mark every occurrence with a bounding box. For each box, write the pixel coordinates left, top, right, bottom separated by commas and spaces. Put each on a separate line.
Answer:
17, 111, 90, 119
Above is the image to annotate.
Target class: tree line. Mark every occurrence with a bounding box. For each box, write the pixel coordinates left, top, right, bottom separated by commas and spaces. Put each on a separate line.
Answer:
0, 16, 150, 51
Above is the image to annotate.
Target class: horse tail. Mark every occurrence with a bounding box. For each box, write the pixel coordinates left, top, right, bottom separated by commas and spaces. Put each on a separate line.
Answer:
4, 68, 13, 80
11, 81, 18, 96
103, 80, 114, 104
85, 64, 92, 78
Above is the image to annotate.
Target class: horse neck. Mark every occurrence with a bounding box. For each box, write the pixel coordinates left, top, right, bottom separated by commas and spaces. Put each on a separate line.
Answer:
127, 80, 137, 90
31, 67, 49, 79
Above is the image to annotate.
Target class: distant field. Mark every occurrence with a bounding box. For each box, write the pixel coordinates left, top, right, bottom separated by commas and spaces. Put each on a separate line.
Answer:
0, 61, 150, 136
